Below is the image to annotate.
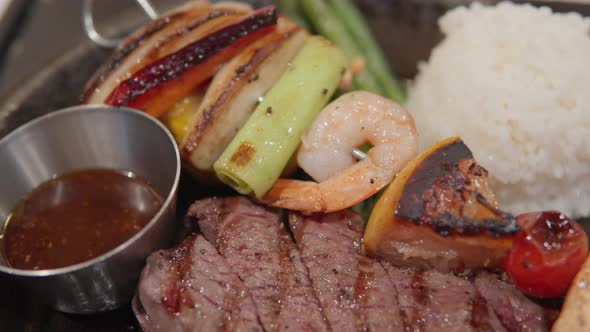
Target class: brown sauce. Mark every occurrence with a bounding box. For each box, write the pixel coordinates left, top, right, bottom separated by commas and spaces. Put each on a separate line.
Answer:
1, 169, 164, 270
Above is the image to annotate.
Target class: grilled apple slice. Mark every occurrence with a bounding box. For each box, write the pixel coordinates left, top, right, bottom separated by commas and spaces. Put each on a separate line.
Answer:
180, 18, 307, 174
83, 1, 252, 104
363, 137, 519, 272
104, 6, 278, 117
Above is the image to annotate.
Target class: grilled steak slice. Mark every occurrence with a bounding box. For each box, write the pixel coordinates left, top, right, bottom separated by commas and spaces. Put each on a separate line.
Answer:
289, 211, 404, 332
383, 263, 506, 332
474, 272, 553, 332
189, 197, 329, 332
133, 235, 262, 332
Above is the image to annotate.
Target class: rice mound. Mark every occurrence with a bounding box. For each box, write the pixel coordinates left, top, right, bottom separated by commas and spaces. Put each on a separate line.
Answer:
406, 2, 590, 217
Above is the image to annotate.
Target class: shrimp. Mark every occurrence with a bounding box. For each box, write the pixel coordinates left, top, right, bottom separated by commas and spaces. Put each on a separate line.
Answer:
261, 91, 418, 214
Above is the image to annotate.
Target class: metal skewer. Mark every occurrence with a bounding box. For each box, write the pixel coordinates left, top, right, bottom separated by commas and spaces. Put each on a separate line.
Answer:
135, 0, 160, 19
82, 0, 158, 48
81, 0, 368, 161
352, 149, 368, 160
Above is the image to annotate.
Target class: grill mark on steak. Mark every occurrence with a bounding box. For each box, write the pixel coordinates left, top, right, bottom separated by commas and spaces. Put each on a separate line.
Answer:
352, 258, 374, 329
189, 197, 329, 332
474, 272, 553, 332
470, 294, 494, 331
278, 228, 295, 315
411, 271, 430, 306
384, 266, 424, 331
382, 263, 506, 332
290, 211, 404, 332
134, 235, 262, 332
213, 198, 285, 329
409, 270, 428, 330
160, 238, 195, 314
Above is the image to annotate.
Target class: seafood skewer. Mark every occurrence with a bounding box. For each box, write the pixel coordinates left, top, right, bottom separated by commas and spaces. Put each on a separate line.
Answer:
261, 91, 418, 214
83, 1, 372, 193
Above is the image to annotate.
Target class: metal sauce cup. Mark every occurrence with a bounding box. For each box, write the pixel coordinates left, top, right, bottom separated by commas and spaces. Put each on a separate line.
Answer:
0, 105, 180, 313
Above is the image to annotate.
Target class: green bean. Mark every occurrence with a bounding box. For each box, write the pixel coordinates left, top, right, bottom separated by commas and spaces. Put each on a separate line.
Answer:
352, 188, 384, 225
300, 0, 382, 94
214, 36, 347, 197
327, 0, 405, 102
275, 0, 311, 30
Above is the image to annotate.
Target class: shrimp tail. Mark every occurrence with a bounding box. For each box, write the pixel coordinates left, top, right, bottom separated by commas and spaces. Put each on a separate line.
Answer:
260, 179, 325, 214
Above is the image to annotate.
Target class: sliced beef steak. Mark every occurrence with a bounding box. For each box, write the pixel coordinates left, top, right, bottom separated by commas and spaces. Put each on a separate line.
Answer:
136, 196, 553, 332
474, 272, 554, 332
289, 211, 404, 332
189, 197, 329, 332
133, 235, 262, 332
383, 263, 506, 332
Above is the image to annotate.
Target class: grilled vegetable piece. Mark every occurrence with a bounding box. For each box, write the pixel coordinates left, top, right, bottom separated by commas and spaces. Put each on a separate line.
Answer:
275, 0, 310, 30
504, 211, 588, 298
180, 18, 307, 173
104, 6, 278, 117
162, 90, 206, 142
300, 0, 382, 94
327, 0, 405, 102
214, 36, 347, 197
363, 137, 519, 272
82, 1, 252, 104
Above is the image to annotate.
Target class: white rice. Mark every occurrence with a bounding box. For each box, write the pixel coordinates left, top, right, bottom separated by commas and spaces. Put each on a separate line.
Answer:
406, 2, 590, 217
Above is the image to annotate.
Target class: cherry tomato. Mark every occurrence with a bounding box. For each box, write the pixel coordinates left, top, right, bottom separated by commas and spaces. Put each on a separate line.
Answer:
503, 211, 588, 298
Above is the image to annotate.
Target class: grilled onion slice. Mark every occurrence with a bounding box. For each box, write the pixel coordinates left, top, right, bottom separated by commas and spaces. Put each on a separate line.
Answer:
83, 1, 253, 104
104, 6, 278, 117
180, 18, 307, 174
